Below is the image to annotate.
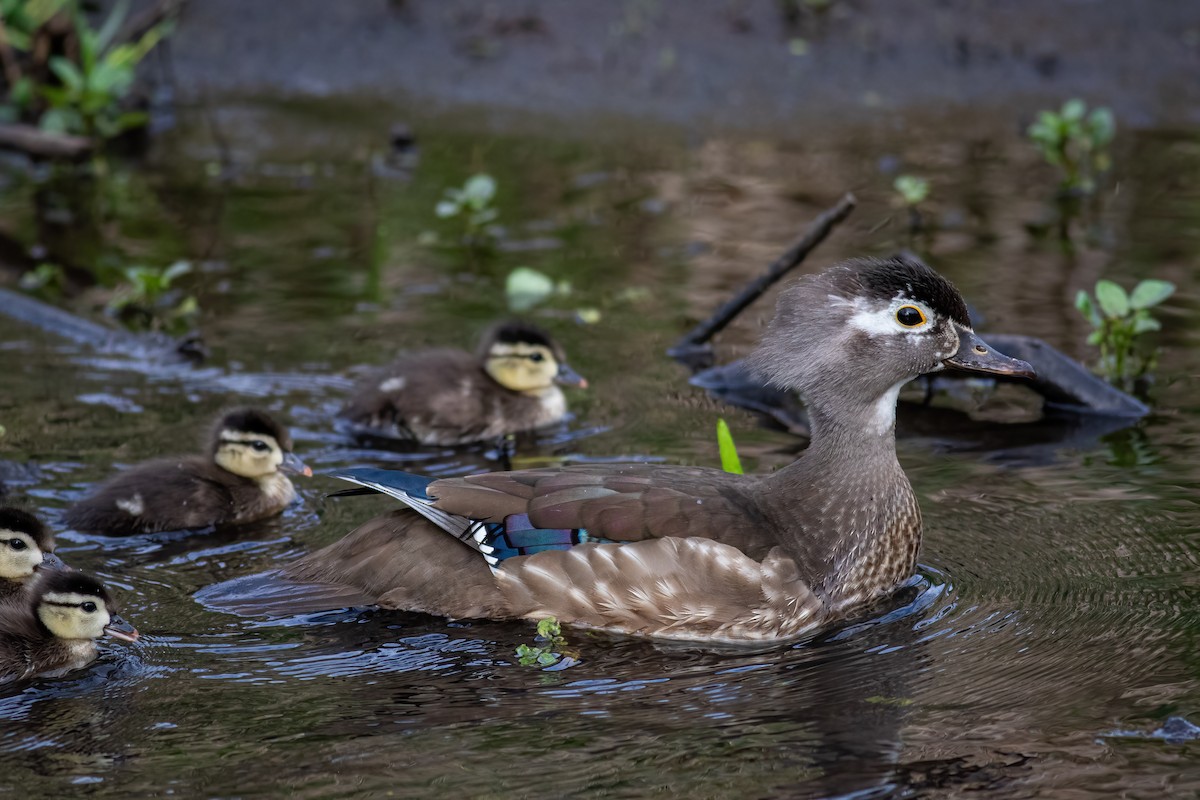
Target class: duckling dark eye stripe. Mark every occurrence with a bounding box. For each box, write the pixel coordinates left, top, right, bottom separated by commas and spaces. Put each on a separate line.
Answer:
486, 354, 543, 362
43, 601, 92, 608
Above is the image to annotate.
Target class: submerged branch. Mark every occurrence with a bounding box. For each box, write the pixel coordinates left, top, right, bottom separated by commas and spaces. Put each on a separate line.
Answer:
0, 123, 94, 159
669, 192, 856, 358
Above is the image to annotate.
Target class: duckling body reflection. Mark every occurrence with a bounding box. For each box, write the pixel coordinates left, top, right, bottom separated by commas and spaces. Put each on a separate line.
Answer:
339, 321, 586, 445
288, 257, 1034, 643
0, 570, 137, 683
64, 409, 311, 536
0, 508, 59, 600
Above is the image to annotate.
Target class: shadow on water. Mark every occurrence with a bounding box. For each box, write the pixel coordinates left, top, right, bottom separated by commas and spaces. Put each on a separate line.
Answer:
0, 94, 1199, 797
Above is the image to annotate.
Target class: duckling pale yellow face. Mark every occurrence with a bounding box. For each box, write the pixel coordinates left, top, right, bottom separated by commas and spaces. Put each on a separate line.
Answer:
480, 321, 586, 394
0, 531, 41, 580
32, 573, 138, 643
0, 508, 54, 582
484, 341, 562, 393
209, 409, 311, 480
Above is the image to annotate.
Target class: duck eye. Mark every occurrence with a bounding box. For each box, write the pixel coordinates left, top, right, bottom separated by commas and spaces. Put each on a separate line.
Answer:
81, 602, 97, 614
250, 441, 270, 452
9, 538, 26, 551
528, 352, 545, 363
896, 305, 927, 327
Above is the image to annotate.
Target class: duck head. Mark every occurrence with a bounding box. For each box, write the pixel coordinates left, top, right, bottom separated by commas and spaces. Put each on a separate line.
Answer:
0, 507, 56, 582
211, 408, 311, 480
749, 255, 1034, 434
31, 570, 138, 643
480, 321, 587, 394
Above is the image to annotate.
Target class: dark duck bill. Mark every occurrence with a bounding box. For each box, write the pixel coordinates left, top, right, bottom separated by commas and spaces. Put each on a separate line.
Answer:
944, 327, 1036, 378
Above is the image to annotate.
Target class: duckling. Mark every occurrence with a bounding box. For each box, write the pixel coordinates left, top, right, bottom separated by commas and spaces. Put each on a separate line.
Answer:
64, 408, 312, 536
0, 507, 61, 601
339, 321, 587, 445
286, 255, 1035, 644
0, 570, 138, 683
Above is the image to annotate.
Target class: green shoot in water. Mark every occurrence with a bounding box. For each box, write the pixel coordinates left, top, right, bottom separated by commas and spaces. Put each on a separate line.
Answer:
717, 418, 743, 475
516, 617, 576, 668
1027, 99, 1115, 195
1075, 278, 1174, 391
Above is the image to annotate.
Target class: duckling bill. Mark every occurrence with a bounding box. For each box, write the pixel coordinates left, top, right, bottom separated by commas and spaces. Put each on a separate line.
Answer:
64, 408, 310, 536
339, 321, 586, 445
0, 570, 137, 684
286, 255, 1034, 644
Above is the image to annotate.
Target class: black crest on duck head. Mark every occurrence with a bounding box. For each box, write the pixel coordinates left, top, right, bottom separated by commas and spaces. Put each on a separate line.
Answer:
211, 408, 293, 452
0, 507, 52, 548
28, 570, 112, 606
827, 254, 972, 327
479, 321, 565, 360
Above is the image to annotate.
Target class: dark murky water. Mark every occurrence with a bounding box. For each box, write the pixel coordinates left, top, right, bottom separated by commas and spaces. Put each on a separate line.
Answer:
1, 100, 1199, 798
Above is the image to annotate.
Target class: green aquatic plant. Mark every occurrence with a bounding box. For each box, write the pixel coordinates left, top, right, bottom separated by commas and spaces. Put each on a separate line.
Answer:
107, 260, 198, 332
18, 263, 66, 297
717, 418, 743, 475
39, 0, 172, 139
1, 0, 173, 140
893, 174, 930, 234
516, 617, 574, 668
1075, 278, 1174, 390
434, 173, 500, 250
1027, 99, 1115, 195
893, 175, 929, 207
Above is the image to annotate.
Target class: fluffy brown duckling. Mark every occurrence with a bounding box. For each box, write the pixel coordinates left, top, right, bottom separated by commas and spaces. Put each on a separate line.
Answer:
0, 508, 63, 601
0, 570, 138, 684
287, 256, 1035, 644
339, 321, 587, 446
64, 408, 311, 536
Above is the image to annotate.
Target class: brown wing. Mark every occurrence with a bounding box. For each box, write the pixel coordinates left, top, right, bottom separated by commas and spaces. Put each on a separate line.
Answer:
429, 463, 776, 558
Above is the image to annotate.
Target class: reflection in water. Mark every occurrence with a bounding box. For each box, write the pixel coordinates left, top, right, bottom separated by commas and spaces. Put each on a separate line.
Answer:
0, 100, 1198, 797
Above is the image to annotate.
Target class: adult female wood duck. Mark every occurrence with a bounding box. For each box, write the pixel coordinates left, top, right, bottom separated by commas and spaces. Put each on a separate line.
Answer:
287, 256, 1034, 643
64, 408, 311, 536
0, 508, 62, 600
0, 570, 138, 683
338, 321, 587, 445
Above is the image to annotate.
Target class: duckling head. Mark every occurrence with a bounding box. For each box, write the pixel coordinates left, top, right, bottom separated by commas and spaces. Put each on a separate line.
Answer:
0, 507, 55, 582
480, 321, 587, 394
749, 255, 1033, 433
210, 408, 311, 480
31, 571, 138, 643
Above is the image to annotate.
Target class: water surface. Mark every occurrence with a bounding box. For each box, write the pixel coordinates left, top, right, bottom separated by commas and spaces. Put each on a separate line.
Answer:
0, 100, 1198, 798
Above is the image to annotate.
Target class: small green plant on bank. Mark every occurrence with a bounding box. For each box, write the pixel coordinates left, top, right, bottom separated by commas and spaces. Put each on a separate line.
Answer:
18, 263, 66, 297
106, 260, 198, 332
893, 174, 929, 208
433, 173, 500, 250
1027, 99, 1115, 195
717, 418, 744, 475
516, 617, 576, 668
893, 174, 930, 233
0, 0, 172, 140
1075, 278, 1174, 390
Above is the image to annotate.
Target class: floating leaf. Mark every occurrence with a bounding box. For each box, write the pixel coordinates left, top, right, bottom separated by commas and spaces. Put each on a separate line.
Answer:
1132, 315, 1161, 334
717, 418, 744, 475
462, 174, 497, 208
506, 267, 556, 312
893, 175, 930, 206
1129, 279, 1175, 310
575, 307, 602, 325
865, 695, 914, 707
1094, 280, 1129, 319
